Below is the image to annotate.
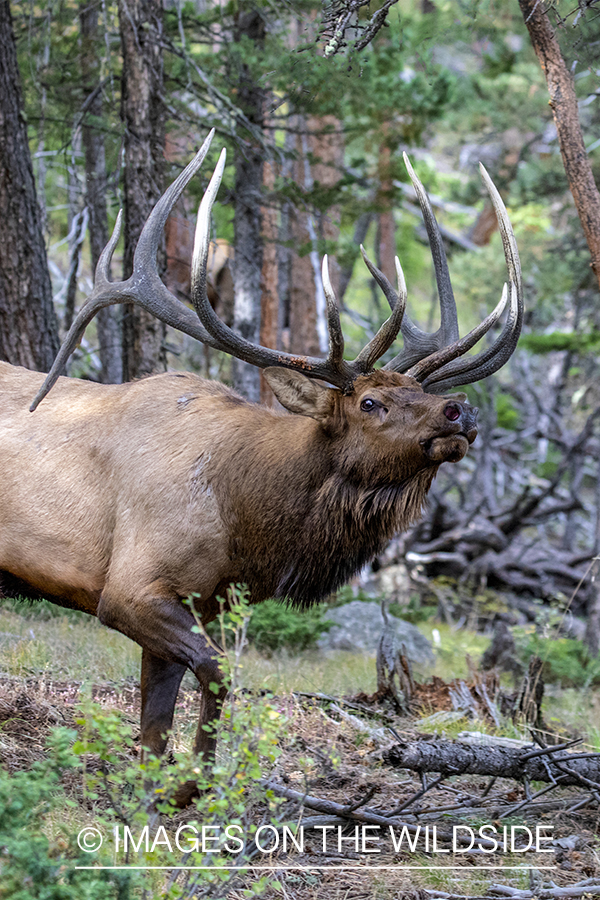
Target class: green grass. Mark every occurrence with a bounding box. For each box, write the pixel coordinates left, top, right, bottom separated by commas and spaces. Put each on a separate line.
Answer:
234, 646, 378, 695
0, 603, 140, 682
418, 621, 489, 680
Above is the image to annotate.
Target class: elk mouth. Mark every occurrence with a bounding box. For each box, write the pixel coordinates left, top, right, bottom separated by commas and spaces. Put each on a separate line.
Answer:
420, 426, 477, 464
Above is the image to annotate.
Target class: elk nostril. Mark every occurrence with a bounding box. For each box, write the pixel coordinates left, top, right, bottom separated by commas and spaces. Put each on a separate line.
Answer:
444, 404, 461, 422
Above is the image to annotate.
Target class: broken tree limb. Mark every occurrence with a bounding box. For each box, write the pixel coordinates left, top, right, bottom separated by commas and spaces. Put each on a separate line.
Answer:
262, 780, 497, 849
410, 880, 600, 900
384, 739, 600, 788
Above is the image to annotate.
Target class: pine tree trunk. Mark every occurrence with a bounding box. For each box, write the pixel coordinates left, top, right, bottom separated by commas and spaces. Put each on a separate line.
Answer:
80, 0, 122, 384
519, 0, 600, 291
118, 0, 166, 381
289, 114, 343, 359
231, 8, 265, 402
0, 0, 59, 372
260, 148, 279, 406
376, 135, 397, 286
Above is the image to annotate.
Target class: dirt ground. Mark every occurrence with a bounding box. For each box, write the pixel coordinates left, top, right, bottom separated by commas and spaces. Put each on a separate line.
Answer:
1, 672, 600, 899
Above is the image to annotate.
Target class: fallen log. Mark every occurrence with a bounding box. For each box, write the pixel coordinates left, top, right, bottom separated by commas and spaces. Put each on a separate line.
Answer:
384, 739, 600, 788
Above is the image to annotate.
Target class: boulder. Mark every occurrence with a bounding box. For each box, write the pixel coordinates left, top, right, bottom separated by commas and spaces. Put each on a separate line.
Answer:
317, 600, 434, 665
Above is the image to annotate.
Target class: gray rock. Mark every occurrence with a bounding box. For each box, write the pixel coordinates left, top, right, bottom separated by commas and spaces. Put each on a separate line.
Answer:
317, 600, 434, 665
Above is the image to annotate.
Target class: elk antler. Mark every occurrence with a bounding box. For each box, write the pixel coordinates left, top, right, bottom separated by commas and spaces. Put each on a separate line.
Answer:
188, 148, 406, 393
30, 130, 227, 410
380, 153, 523, 393
31, 133, 522, 410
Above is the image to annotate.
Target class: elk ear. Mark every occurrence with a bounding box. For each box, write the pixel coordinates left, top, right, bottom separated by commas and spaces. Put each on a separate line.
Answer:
263, 368, 333, 420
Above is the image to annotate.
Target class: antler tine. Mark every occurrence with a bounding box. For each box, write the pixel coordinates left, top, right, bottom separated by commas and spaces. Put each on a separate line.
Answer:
480, 162, 521, 296
95, 208, 124, 287
134, 129, 215, 275
353, 248, 406, 372
358, 245, 401, 310
29, 261, 124, 411
321, 255, 346, 370
191, 147, 227, 324
382, 154, 461, 373
418, 167, 523, 393
406, 283, 508, 383
402, 152, 459, 344
190, 152, 357, 391
422, 281, 520, 393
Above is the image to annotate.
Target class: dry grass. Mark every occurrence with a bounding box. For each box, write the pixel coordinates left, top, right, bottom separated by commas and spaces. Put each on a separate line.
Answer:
3, 598, 600, 898
1, 675, 599, 899
0, 603, 140, 681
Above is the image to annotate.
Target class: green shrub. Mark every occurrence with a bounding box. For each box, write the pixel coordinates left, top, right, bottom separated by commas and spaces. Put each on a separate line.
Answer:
0, 589, 289, 898
0, 728, 139, 900
244, 598, 331, 654
330, 585, 373, 606
495, 393, 520, 430
391, 595, 437, 624
521, 330, 600, 355
515, 631, 600, 687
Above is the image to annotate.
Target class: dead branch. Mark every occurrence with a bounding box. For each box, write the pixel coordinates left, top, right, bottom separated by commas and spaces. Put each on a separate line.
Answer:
409, 879, 600, 900
262, 780, 498, 849
384, 738, 600, 788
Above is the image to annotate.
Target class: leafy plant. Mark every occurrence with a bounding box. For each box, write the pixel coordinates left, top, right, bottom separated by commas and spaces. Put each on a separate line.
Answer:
515, 631, 600, 687
243, 598, 331, 655
390, 596, 437, 624
0, 728, 138, 899
0, 587, 289, 898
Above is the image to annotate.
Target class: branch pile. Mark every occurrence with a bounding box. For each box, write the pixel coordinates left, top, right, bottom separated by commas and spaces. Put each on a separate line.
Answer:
365, 355, 600, 640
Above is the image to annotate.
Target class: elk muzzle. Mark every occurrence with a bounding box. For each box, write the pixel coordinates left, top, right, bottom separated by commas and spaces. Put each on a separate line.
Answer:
421, 401, 479, 464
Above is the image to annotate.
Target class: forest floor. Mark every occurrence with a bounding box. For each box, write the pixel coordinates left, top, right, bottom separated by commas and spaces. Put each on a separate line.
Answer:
1, 599, 600, 899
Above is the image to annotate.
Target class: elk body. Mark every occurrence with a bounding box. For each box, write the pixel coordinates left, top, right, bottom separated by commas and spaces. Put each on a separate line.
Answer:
0, 132, 523, 805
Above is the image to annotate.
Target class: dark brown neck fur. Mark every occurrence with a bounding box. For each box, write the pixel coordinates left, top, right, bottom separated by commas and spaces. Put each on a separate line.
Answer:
208, 404, 438, 607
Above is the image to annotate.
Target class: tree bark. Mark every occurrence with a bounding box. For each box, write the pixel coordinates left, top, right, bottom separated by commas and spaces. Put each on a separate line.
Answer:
231, 7, 265, 402
289, 115, 344, 359
376, 133, 397, 286
118, 0, 166, 381
80, 0, 122, 384
260, 146, 279, 405
385, 738, 600, 786
289, 121, 322, 359
518, 0, 600, 291
0, 0, 59, 372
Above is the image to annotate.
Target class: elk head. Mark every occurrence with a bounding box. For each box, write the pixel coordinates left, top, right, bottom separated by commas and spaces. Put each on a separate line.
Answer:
30, 130, 523, 451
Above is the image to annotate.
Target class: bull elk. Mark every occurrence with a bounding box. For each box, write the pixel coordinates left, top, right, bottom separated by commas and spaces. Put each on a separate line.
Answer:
0, 130, 522, 805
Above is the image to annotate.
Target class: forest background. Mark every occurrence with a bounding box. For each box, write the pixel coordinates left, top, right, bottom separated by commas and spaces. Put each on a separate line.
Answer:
1, 0, 599, 644
2, 1, 600, 896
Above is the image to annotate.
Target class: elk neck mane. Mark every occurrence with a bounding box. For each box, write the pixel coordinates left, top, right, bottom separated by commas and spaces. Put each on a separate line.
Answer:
207, 394, 439, 609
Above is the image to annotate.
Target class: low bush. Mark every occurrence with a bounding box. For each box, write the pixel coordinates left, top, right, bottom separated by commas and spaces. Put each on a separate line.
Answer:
244, 598, 331, 654
516, 631, 600, 687
0, 588, 288, 898
0, 728, 139, 900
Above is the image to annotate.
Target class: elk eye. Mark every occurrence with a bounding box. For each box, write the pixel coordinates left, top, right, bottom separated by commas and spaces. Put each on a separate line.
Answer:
360, 398, 376, 412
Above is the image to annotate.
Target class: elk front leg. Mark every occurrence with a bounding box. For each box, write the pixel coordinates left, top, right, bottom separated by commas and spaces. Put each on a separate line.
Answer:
140, 649, 186, 757
98, 582, 228, 806
172, 648, 229, 809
